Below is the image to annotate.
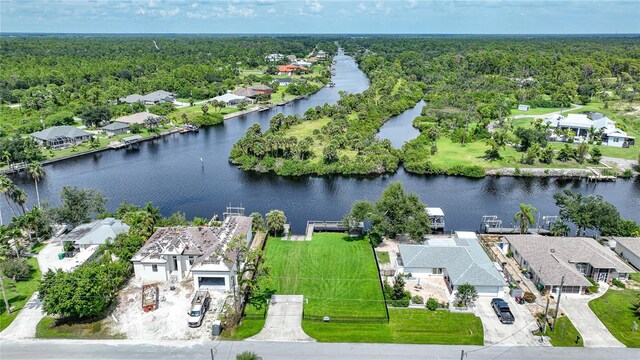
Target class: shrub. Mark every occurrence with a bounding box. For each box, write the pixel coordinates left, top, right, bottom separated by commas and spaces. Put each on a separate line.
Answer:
586, 277, 600, 294
620, 169, 633, 179
454, 283, 478, 307
411, 295, 424, 304
426, 297, 438, 311
611, 278, 625, 289
523, 291, 536, 303
514, 166, 521, 175
63, 241, 75, 253
0, 258, 31, 280
237, 351, 260, 360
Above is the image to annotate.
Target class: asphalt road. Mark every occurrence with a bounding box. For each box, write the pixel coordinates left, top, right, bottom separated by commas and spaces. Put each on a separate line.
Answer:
2, 340, 640, 360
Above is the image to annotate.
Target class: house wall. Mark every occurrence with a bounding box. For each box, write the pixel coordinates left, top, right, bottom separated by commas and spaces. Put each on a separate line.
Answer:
615, 242, 640, 271
606, 136, 625, 148
134, 262, 168, 282
453, 284, 502, 297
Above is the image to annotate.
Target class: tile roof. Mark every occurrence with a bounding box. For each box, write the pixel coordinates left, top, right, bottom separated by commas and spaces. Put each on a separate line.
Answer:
503, 235, 635, 287
398, 231, 506, 288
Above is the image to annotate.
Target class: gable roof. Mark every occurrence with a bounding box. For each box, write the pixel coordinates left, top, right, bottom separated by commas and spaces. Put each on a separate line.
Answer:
234, 87, 259, 98
274, 78, 292, 84
143, 90, 175, 102
559, 114, 593, 129
101, 122, 130, 131
213, 93, 247, 103
614, 237, 640, 256
114, 111, 162, 125
249, 84, 272, 91
30, 126, 92, 141
398, 231, 505, 288
66, 218, 130, 246
503, 235, 635, 287
119, 94, 144, 103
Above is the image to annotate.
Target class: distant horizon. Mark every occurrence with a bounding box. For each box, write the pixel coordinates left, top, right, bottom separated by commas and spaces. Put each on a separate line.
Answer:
2, 32, 640, 36
1, 1, 638, 35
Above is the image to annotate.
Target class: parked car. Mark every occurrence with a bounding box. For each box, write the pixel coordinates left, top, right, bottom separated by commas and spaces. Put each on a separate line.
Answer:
491, 298, 514, 324
188, 291, 211, 328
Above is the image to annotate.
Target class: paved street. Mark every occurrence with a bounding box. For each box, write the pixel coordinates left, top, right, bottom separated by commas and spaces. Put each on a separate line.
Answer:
2, 339, 639, 360
561, 286, 624, 348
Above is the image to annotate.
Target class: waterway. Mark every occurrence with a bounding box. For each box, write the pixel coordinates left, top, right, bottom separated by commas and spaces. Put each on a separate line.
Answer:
4, 52, 640, 232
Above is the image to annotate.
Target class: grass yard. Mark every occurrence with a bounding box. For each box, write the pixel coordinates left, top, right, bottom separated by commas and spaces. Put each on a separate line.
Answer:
0, 257, 41, 332
589, 288, 640, 347
376, 251, 390, 265
36, 316, 124, 339
302, 308, 483, 344
511, 107, 562, 116
536, 316, 583, 347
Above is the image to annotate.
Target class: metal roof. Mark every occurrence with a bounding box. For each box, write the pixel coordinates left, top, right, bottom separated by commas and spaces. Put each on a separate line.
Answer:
66, 218, 130, 245
30, 126, 92, 141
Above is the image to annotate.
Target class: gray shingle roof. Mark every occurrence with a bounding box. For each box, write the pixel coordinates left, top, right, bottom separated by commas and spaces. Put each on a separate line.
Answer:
30, 126, 92, 141
398, 232, 506, 288
114, 111, 161, 125
614, 237, 640, 257
101, 122, 130, 131
143, 90, 175, 102
503, 235, 635, 287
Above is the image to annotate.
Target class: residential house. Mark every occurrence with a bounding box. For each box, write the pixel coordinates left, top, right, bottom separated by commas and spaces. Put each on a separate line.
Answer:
119, 94, 144, 104
249, 84, 272, 97
278, 65, 308, 76
273, 78, 292, 86
212, 93, 249, 106
543, 113, 634, 147
316, 50, 327, 59
119, 90, 176, 105
614, 237, 640, 270
234, 87, 259, 100
114, 111, 162, 126
501, 235, 635, 295
396, 231, 507, 297
264, 53, 284, 62
558, 114, 593, 137
101, 122, 130, 136
286, 55, 297, 62
30, 126, 93, 149
293, 60, 312, 68
131, 215, 252, 291
63, 218, 130, 250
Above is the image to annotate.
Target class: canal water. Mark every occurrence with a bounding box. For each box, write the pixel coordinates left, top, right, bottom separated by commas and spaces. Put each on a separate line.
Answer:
4, 53, 640, 232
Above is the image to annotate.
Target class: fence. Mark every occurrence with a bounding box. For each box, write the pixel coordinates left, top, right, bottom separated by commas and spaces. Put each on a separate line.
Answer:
302, 312, 388, 324
371, 244, 391, 323
243, 307, 268, 320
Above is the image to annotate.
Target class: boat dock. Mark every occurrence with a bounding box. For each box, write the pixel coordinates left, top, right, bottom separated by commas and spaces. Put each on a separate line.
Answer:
480, 215, 553, 235
304, 220, 363, 240
425, 207, 445, 232
587, 168, 616, 182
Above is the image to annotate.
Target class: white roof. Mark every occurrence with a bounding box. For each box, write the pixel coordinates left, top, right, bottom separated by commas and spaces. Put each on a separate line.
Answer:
542, 114, 563, 128
66, 218, 130, 246
559, 114, 593, 129
114, 111, 161, 125
593, 117, 616, 131
213, 93, 247, 103
604, 128, 628, 137
425, 207, 444, 217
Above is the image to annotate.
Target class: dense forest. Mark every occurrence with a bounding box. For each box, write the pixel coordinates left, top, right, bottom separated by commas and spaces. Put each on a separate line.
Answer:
0, 35, 338, 165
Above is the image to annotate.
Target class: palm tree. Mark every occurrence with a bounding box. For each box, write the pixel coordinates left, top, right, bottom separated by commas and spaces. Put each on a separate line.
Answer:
514, 203, 538, 234
27, 162, 46, 208
265, 210, 286, 236
0, 174, 17, 220
10, 187, 28, 215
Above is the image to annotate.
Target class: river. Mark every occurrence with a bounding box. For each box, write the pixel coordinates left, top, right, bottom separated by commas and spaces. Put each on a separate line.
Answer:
4, 52, 640, 232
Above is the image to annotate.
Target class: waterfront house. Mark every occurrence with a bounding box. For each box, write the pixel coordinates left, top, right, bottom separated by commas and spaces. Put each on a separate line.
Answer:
273, 78, 292, 86
613, 237, 640, 270
119, 90, 175, 105
212, 93, 249, 106
316, 50, 327, 59
396, 231, 507, 297
293, 60, 313, 68
249, 84, 272, 97
114, 111, 162, 126
558, 114, 593, 137
234, 87, 259, 100
101, 122, 130, 136
131, 215, 252, 291
63, 218, 130, 250
501, 234, 635, 295
278, 64, 308, 76
30, 126, 93, 149
542, 113, 634, 147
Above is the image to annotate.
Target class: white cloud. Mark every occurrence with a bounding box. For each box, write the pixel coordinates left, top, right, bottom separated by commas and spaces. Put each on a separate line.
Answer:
267, 7, 276, 14
307, 0, 323, 13
191, 3, 198, 8
227, 4, 255, 17
407, 0, 417, 8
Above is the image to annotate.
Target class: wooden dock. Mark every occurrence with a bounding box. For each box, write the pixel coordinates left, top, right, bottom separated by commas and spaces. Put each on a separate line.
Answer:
305, 220, 363, 240
587, 167, 617, 182
483, 227, 552, 235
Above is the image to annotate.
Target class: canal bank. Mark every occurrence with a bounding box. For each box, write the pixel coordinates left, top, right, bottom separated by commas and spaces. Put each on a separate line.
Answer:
3, 52, 639, 230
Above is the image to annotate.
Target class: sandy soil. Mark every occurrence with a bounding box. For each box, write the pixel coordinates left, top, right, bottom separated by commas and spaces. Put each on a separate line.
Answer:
108, 278, 230, 340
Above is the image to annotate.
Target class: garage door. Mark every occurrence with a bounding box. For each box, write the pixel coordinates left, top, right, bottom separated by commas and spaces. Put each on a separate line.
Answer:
199, 277, 225, 288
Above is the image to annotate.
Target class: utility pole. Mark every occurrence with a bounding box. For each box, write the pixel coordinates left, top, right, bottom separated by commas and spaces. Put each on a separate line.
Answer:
542, 295, 551, 334
1, 276, 11, 315
460, 349, 465, 360
552, 274, 565, 330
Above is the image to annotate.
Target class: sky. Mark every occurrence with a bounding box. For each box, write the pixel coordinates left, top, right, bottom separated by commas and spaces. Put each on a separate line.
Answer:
0, 0, 639, 34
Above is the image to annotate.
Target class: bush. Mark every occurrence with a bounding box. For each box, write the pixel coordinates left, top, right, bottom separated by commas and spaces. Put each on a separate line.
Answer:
426, 297, 438, 311
611, 278, 625, 289
237, 351, 260, 360
523, 291, 536, 303
411, 295, 424, 304
620, 169, 633, 179
0, 258, 31, 280
454, 283, 478, 307
586, 277, 600, 294
63, 241, 75, 253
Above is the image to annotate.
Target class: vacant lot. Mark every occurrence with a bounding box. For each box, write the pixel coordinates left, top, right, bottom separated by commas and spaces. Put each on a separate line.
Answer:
302, 308, 483, 345
589, 288, 640, 347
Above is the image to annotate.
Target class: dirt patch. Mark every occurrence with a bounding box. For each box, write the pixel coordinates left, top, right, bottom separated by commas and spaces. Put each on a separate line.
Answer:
107, 278, 230, 340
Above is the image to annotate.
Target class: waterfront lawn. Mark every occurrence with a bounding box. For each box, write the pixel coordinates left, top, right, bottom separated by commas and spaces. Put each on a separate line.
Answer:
536, 316, 583, 347
0, 257, 41, 332
589, 288, 640, 347
302, 309, 483, 345
36, 316, 123, 339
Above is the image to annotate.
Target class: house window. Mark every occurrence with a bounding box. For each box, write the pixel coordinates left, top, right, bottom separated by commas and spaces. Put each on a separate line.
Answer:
613, 137, 619, 142
188, 256, 195, 266
432, 268, 443, 275
152, 265, 158, 272
575, 263, 588, 275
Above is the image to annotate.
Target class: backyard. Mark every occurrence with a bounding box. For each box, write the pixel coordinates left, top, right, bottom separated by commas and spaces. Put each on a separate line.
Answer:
0, 257, 41, 332
589, 288, 640, 347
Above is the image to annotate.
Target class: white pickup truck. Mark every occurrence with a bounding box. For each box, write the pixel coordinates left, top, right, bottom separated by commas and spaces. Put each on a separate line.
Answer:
187, 291, 211, 328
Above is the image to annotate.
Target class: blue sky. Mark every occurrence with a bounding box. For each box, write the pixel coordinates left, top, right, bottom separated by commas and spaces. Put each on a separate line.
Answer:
1, 0, 639, 34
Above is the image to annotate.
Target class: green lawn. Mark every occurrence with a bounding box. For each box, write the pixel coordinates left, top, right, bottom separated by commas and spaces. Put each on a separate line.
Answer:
0, 257, 42, 332
36, 316, 123, 339
511, 107, 562, 116
589, 288, 640, 347
376, 251, 390, 265
302, 308, 483, 344
537, 316, 583, 347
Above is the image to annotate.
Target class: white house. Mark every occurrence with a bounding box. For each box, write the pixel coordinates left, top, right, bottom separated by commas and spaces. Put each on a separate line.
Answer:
64, 218, 130, 250
542, 113, 635, 147
614, 237, 640, 271
264, 53, 284, 62
212, 93, 250, 106
131, 216, 252, 291
558, 114, 593, 137
396, 231, 506, 297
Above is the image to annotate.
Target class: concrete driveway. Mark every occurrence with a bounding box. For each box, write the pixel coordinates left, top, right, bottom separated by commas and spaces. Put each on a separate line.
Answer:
248, 295, 314, 342
0, 293, 44, 339
560, 288, 624, 347
474, 297, 544, 346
